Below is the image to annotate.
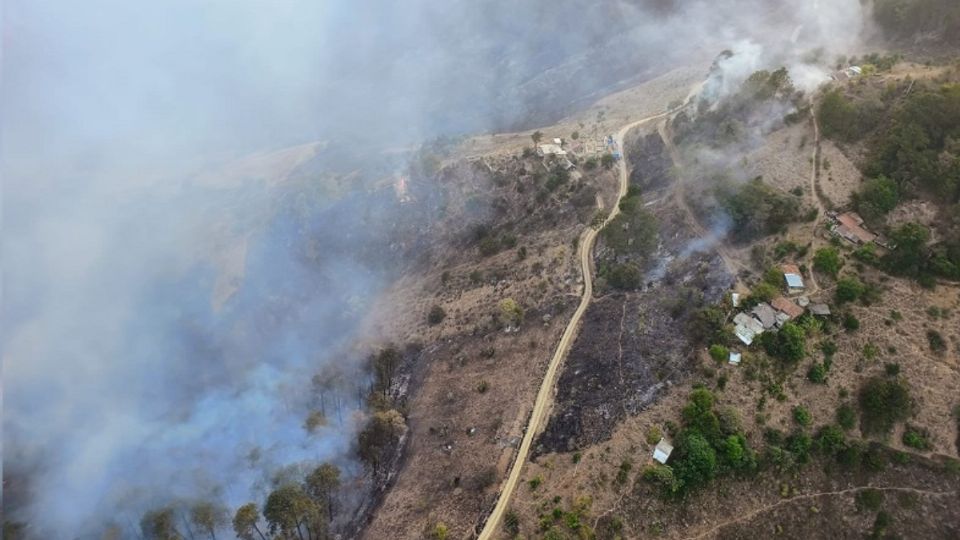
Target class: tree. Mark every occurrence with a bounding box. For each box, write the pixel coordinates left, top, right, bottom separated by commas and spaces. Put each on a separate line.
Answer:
858, 376, 912, 435
762, 322, 806, 364
357, 409, 407, 474
708, 344, 729, 363
813, 247, 842, 277
263, 485, 320, 540
531, 131, 543, 145
673, 432, 717, 489
370, 347, 401, 398
607, 263, 642, 290
233, 503, 267, 540
140, 508, 183, 540
306, 463, 341, 521
190, 501, 227, 540
498, 298, 524, 326
855, 176, 899, 221
835, 276, 865, 304
885, 222, 931, 277
303, 410, 327, 434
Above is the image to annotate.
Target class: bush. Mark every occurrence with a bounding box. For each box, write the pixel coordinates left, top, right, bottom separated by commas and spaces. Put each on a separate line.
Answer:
858, 376, 912, 435
813, 247, 843, 277
673, 432, 718, 489
856, 488, 884, 512
709, 344, 729, 363
843, 313, 860, 332
927, 330, 947, 353
807, 363, 828, 384
793, 405, 812, 427
816, 425, 846, 454
836, 403, 857, 430
902, 426, 931, 450
528, 476, 543, 490
835, 276, 866, 304
607, 263, 642, 290
427, 305, 446, 325
761, 322, 806, 364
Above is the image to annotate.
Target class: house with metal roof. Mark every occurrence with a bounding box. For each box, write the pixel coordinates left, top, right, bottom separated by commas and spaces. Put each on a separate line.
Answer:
653, 438, 674, 464
782, 264, 805, 292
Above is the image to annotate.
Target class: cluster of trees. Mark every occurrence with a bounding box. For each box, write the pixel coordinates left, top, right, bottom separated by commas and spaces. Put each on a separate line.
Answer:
820, 80, 960, 282
759, 321, 807, 365
858, 375, 913, 435
716, 178, 803, 242
643, 388, 756, 497
673, 68, 801, 148
873, 0, 960, 42
138, 463, 342, 540
359, 347, 408, 474
599, 187, 658, 290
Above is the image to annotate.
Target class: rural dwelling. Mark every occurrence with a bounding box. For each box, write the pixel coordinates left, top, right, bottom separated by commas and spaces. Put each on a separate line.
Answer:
809, 303, 832, 316
729, 351, 742, 366
734, 313, 764, 345
752, 302, 778, 329
731, 292, 741, 308
832, 211, 877, 245
782, 264, 805, 292
771, 296, 804, 320
537, 143, 567, 156
653, 438, 674, 464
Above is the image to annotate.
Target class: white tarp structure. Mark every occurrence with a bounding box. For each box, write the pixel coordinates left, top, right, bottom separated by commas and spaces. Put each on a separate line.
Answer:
653, 438, 674, 464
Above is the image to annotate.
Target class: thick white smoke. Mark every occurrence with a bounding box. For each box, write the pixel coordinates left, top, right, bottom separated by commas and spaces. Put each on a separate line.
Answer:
2, 0, 868, 537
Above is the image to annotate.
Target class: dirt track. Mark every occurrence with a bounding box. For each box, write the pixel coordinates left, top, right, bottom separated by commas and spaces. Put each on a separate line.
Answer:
475, 106, 686, 539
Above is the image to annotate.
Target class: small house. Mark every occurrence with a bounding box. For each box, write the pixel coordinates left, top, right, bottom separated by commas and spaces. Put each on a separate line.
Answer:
834, 212, 876, 245
809, 303, 832, 316
734, 313, 765, 346
731, 292, 741, 308
782, 264, 805, 292
752, 302, 778, 329
771, 296, 804, 320
537, 143, 567, 156
729, 351, 742, 366
653, 438, 674, 464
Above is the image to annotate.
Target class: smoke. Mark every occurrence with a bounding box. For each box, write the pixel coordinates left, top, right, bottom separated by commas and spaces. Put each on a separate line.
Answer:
2, 0, 870, 537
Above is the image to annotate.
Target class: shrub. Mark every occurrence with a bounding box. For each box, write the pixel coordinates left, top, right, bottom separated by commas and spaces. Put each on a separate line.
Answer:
504, 510, 520, 535
902, 426, 930, 450
709, 344, 729, 363
836, 403, 857, 431
856, 488, 884, 512
761, 322, 806, 364
927, 330, 947, 353
427, 305, 446, 325
813, 247, 843, 277
884, 363, 900, 376
673, 432, 718, 489
607, 263, 642, 290
793, 405, 812, 427
646, 426, 663, 445
858, 376, 912, 435
807, 363, 828, 384
816, 425, 846, 454
843, 313, 860, 332
835, 276, 866, 304
528, 476, 543, 490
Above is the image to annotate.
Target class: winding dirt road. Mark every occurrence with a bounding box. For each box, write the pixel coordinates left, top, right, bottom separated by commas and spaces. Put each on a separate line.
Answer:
476, 107, 682, 540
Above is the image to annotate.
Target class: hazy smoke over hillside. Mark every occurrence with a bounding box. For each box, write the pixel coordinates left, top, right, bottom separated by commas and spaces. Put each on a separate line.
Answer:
3, 0, 866, 537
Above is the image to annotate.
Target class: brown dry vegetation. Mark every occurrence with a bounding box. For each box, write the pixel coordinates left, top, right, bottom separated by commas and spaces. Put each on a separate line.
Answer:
501, 61, 960, 540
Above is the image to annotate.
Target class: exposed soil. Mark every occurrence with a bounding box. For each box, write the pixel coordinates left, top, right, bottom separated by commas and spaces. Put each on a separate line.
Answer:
536, 125, 734, 454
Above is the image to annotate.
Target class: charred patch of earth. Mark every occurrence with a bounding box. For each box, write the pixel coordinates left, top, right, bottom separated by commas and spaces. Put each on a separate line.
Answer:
627, 132, 675, 192
536, 239, 732, 454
